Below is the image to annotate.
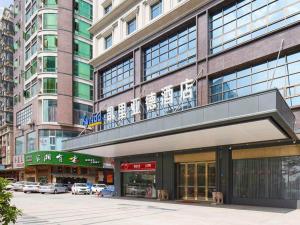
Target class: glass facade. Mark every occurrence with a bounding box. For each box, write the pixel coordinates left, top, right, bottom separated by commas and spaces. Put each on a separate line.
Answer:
39, 130, 79, 151
74, 19, 92, 39
209, 51, 300, 106
27, 131, 36, 153
99, 57, 134, 99
43, 13, 57, 30
43, 56, 56, 72
74, 60, 93, 81
210, 0, 300, 54
43, 35, 57, 51
73, 102, 93, 125
43, 99, 57, 122
73, 81, 93, 101
144, 24, 196, 81
75, 0, 93, 20
143, 86, 197, 119
43, 78, 57, 94
15, 136, 25, 155
74, 40, 92, 59
233, 156, 300, 200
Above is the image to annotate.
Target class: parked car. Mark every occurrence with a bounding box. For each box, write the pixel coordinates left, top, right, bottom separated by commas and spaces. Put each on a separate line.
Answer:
101, 185, 115, 197
5, 179, 15, 190
91, 184, 107, 194
23, 182, 40, 193
12, 181, 26, 192
39, 183, 68, 194
63, 183, 72, 191
71, 183, 90, 195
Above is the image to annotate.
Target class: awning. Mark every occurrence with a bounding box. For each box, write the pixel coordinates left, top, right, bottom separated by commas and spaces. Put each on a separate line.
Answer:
63, 89, 297, 157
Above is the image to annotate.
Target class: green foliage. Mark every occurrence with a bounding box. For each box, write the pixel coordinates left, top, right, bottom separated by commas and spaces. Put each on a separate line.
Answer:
0, 178, 22, 225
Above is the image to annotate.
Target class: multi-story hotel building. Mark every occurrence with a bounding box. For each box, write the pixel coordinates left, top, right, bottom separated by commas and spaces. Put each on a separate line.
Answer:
63, 0, 300, 208
12, 0, 99, 183
0, 6, 15, 178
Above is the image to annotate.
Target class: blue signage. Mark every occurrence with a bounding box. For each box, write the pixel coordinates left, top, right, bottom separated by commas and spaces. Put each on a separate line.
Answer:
82, 113, 103, 127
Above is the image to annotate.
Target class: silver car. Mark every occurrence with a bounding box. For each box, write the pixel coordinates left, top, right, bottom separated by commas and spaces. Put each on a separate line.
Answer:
39, 183, 68, 194
23, 182, 40, 193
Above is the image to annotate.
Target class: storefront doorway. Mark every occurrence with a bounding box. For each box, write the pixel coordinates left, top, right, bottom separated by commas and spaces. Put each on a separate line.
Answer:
177, 162, 216, 201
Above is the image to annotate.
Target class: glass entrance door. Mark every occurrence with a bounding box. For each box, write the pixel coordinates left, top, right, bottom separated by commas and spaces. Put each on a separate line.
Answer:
177, 162, 216, 201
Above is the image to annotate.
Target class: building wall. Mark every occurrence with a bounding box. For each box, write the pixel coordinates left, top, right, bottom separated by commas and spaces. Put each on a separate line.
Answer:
12, 0, 94, 171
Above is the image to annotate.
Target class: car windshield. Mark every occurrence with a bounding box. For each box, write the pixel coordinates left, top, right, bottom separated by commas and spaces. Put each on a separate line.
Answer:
27, 182, 38, 185
76, 184, 86, 187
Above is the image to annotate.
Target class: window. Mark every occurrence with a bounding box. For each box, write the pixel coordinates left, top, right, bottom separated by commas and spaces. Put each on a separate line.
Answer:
74, 0, 93, 20
43, 99, 57, 122
127, 18, 136, 35
151, 0, 162, 20
43, 78, 57, 94
144, 24, 196, 81
99, 57, 134, 99
210, 0, 300, 54
233, 156, 300, 200
74, 19, 92, 39
74, 60, 93, 80
74, 81, 93, 101
43, 13, 57, 30
39, 130, 79, 151
43, 35, 57, 51
209, 51, 300, 107
16, 106, 32, 126
74, 40, 92, 59
15, 136, 25, 155
43, 56, 56, 72
25, 60, 37, 80
73, 103, 93, 125
101, 105, 134, 130
43, 0, 57, 8
105, 34, 112, 49
27, 132, 36, 153
104, 4, 112, 14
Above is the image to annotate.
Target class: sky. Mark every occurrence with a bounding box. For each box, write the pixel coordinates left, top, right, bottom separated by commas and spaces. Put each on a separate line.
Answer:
0, 0, 13, 17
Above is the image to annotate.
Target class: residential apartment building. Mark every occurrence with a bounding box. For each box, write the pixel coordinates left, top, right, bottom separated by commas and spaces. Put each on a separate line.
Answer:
0, 6, 15, 177
63, 0, 300, 208
12, 0, 95, 182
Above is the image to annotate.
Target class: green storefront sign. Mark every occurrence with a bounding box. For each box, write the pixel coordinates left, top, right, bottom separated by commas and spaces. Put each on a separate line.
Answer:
24, 151, 103, 168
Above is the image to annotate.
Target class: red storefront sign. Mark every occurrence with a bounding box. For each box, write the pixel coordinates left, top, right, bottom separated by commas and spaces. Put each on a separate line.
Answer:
120, 161, 156, 172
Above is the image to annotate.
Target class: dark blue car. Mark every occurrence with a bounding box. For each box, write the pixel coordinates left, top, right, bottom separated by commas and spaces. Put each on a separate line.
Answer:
101, 185, 115, 197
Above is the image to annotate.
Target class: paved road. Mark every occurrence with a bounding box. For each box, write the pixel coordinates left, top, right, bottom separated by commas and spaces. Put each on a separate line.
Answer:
12, 192, 300, 225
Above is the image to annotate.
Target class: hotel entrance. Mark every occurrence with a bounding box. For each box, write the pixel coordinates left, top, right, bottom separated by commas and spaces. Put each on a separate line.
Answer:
177, 162, 216, 201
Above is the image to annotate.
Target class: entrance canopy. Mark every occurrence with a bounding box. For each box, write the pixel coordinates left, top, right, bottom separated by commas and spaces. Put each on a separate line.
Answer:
63, 89, 297, 157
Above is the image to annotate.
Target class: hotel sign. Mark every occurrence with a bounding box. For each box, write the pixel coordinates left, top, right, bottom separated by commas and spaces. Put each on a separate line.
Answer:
25, 151, 103, 168
120, 161, 156, 172
83, 79, 195, 127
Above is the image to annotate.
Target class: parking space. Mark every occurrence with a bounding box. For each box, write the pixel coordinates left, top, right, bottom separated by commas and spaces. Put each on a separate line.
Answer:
11, 192, 300, 225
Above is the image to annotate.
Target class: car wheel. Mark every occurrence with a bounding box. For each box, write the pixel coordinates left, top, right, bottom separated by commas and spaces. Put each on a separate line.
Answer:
41, 192, 45, 194
24, 191, 27, 193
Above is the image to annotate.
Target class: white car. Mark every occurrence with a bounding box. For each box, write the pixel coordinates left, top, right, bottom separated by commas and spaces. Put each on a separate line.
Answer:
71, 183, 90, 195
91, 184, 107, 194
23, 182, 40, 193
39, 183, 68, 194
12, 181, 26, 192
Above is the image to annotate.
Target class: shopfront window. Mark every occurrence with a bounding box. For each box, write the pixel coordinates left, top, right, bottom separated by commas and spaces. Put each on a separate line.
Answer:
209, 51, 300, 106
123, 172, 157, 198
233, 156, 300, 200
209, 0, 300, 54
